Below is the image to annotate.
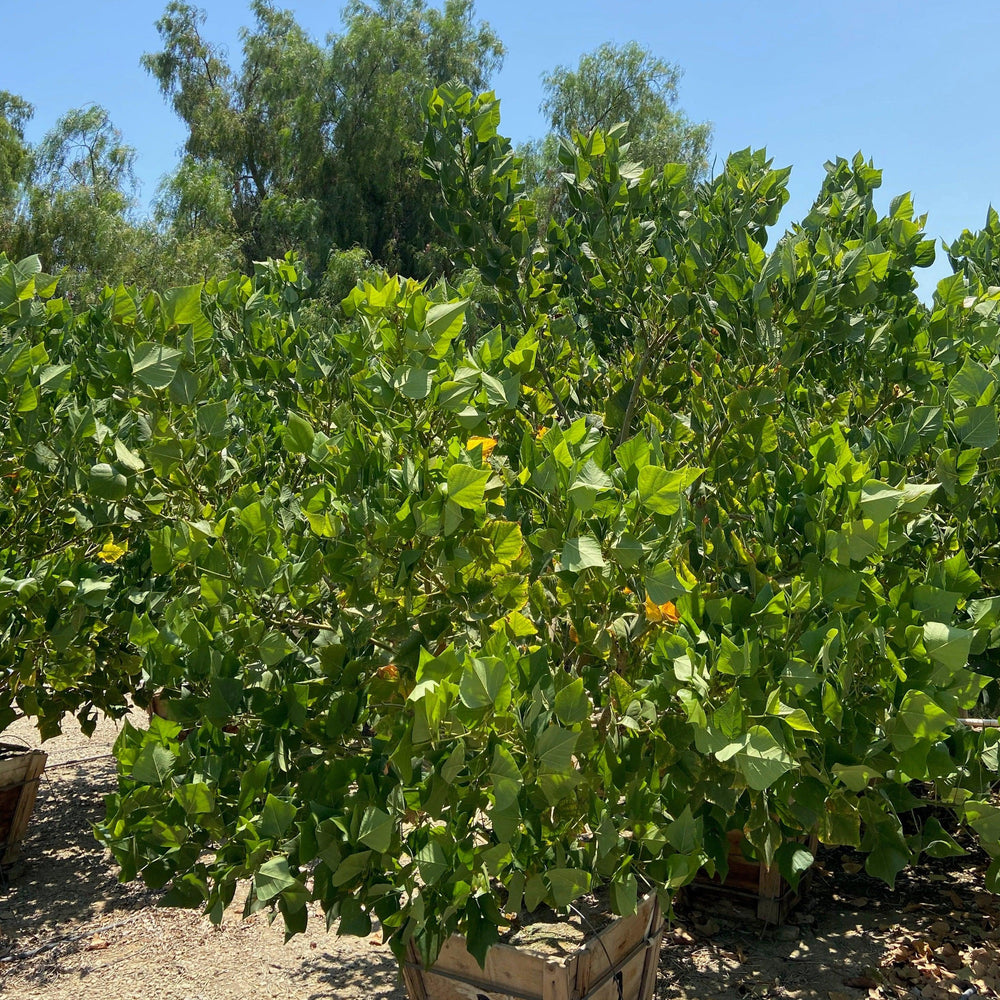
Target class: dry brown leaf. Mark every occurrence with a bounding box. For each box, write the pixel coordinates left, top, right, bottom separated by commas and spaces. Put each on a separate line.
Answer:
843, 974, 878, 988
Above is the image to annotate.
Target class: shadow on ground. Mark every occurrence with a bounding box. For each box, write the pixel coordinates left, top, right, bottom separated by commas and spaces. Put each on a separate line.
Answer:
1, 758, 157, 952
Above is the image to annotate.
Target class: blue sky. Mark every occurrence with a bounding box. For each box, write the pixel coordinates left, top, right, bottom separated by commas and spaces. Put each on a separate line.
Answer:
2, 1, 997, 292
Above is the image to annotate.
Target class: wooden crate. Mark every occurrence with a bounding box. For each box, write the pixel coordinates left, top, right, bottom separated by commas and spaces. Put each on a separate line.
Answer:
0, 745, 47, 865
401, 891, 664, 1000
689, 830, 818, 924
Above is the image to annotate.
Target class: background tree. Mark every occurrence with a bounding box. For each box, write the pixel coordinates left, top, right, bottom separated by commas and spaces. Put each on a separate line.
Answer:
144, 0, 503, 276
520, 41, 711, 219
10, 105, 141, 281
144, 0, 326, 269
322, 0, 503, 275
0, 91, 33, 210
0, 92, 33, 256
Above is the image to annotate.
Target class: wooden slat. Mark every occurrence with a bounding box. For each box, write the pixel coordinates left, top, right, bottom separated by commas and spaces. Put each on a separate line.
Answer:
636, 898, 664, 1000
0, 749, 46, 865
404, 892, 663, 1000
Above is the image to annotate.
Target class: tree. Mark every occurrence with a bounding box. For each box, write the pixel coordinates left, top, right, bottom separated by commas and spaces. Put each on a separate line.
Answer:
0, 91, 33, 211
144, 0, 504, 275
144, 0, 326, 268
323, 0, 504, 273
11, 105, 141, 281
520, 42, 711, 217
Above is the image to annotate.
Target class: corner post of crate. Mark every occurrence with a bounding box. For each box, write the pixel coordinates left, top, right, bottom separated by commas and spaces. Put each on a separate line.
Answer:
636, 893, 663, 1000
542, 962, 572, 1000
401, 940, 429, 1000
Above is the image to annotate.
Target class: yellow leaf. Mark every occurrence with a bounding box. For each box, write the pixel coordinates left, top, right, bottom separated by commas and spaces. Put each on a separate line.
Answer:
97, 540, 128, 564
467, 436, 497, 459
644, 596, 679, 625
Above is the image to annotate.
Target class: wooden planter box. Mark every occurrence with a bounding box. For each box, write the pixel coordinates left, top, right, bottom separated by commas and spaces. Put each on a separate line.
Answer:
401, 891, 664, 1000
690, 830, 817, 924
0, 744, 47, 866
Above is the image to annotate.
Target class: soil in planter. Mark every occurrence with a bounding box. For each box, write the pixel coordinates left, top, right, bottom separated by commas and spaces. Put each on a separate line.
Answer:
500, 891, 618, 957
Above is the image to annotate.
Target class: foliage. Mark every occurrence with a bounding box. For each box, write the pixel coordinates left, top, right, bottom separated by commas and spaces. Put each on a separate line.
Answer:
0, 91, 33, 211
519, 41, 711, 222
3, 85, 1000, 975
143, 0, 503, 274
947, 206, 1000, 292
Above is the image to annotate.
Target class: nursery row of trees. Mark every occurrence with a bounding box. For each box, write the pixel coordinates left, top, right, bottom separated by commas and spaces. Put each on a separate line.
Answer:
0, 0, 710, 291
3, 81, 1000, 966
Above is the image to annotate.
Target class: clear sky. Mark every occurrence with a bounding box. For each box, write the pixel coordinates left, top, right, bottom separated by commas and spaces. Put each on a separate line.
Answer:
2, 0, 997, 293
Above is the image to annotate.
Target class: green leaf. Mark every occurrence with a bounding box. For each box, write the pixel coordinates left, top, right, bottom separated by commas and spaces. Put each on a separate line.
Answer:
865, 839, 909, 888
554, 678, 589, 725
425, 300, 467, 356
132, 742, 176, 786
832, 763, 882, 792
953, 405, 998, 448
132, 342, 183, 390
337, 897, 372, 937
485, 520, 523, 565
330, 851, 371, 887
860, 481, 902, 523
610, 873, 638, 917
88, 463, 128, 501
644, 561, 688, 603
489, 746, 522, 811
637, 465, 703, 515
447, 464, 490, 509
162, 283, 204, 326
888, 690, 952, 752
394, 364, 432, 400
174, 783, 214, 817
666, 806, 702, 853
255, 856, 298, 902
285, 412, 315, 454
358, 807, 393, 853
732, 726, 795, 791
536, 726, 577, 773
260, 794, 297, 838
568, 459, 612, 511
775, 842, 814, 886
459, 658, 510, 711
559, 536, 605, 573
546, 868, 591, 908
416, 840, 448, 886
923, 622, 973, 673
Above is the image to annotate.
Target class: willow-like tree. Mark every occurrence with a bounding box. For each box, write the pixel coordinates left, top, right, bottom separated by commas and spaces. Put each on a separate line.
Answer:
145, 0, 503, 276
520, 41, 711, 218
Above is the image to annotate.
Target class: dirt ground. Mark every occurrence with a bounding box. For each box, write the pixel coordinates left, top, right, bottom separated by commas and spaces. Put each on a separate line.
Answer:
1, 713, 998, 1000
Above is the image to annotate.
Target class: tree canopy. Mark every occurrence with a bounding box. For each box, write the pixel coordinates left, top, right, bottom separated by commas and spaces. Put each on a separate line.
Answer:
520, 41, 712, 218
142, 0, 504, 275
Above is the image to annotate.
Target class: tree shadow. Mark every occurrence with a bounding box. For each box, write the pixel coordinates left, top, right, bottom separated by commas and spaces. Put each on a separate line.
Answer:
0, 757, 157, 955
292, 944, 408, 1000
